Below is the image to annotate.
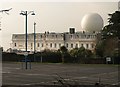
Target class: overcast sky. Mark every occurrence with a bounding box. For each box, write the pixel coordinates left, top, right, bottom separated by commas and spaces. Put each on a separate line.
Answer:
0, 1, 118, 50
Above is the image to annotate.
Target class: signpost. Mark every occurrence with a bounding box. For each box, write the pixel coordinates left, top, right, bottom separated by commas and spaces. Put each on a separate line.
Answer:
21, 52, 31, 69
24, 52, 28, 69
106, 57, 111, 64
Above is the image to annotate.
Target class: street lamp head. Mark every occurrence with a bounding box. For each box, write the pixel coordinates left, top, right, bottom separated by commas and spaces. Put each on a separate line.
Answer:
20, 13, 22, 15
31, 12, 35, 15
20, 12, 25, 15
34, 22, 36, 25
20, 11, 35, 16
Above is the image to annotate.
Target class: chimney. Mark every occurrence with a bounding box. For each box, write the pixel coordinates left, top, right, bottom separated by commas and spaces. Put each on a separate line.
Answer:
69, 28, 75, 34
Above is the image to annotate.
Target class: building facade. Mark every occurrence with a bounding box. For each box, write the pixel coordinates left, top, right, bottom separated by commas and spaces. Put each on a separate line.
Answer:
11, 28, 96, 52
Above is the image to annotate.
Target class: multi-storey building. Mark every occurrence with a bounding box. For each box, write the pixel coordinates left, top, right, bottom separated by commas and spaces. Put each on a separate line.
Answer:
11, 28, 96, 52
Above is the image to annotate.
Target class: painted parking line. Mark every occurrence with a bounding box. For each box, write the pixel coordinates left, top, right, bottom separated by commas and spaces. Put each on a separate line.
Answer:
73, 76, 88, 79
2, 72, 11, 74
3, 67, 20, 70
14, 73, 57, 77
112, 82, 120, 85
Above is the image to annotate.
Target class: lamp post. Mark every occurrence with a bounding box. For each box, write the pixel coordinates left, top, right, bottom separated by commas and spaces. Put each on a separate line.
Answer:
20, 11, 35, 69
34, 22, 36, 62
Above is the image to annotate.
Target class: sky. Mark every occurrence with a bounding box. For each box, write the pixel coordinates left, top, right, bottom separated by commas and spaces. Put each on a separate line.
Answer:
0, 1, 118, 50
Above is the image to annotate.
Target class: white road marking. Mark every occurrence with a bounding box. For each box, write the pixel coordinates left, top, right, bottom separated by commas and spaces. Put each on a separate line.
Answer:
2, 72, 11, 74
112, 82, 120, 85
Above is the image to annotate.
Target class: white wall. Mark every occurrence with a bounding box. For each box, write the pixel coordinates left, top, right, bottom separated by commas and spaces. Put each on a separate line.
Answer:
12, 32, 96, 52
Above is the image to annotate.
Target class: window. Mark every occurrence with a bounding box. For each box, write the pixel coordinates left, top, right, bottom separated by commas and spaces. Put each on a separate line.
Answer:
87, 35, 90, 39
40, 35, 42, 38
71, 43, 73, 48
37, 43, 39, 47
86, 44, 89, 48
91, 44, 94, 48
89, 35, 91, 38
66, 43, 68, 48
31, 43, 33, 47
50, 43, 52, 48
54, 43, 56, 48
15, 43, 17, 47
70, 35, 72, 38
15, 35, 17, 38
75, 44, 78, 48
59, 43, 61, 47
41, 43, 43, 47
77, 35, 79, 38
31, 43, 33, 50
81, 44, 83, 47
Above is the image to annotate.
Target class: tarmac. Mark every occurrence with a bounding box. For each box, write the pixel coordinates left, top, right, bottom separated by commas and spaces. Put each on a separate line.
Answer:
2, 62, 120, 86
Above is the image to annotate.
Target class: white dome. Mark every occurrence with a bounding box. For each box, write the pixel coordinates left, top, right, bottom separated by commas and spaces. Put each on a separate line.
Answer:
81, 13, 103, 32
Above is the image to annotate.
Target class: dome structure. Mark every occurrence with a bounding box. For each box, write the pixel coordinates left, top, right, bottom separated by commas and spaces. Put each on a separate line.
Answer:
81, 13, 104, 32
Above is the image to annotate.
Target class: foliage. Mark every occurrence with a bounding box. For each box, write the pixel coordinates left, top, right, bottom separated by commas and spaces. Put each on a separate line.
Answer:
102, 11, 120, 39
59, 46, 68, 63
36, 51, 61, 63
2, 46, 98, 64
95, 11, 120, 59
69, 46, 94, 63
69, 48, 79, 58
59, 46, 68, 53
2, 51, 107, 64
95, 41, 105, 57
108, 11, 120, 24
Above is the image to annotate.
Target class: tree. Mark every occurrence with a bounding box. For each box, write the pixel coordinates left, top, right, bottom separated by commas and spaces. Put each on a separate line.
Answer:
77, 46, 86, 58
85, 49, 94, 58
102, 11, 120, 39
59, 46, 68, 53
70, 48, 79, 58
69, 48, 79, 63
95, 40, 105, 57
77, 46, 93, 58
101, 11, 120, 63
59, 46, 68, 63
70, 46, 94, 63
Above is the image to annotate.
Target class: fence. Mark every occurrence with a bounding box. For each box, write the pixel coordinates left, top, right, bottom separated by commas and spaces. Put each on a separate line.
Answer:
2, 52, 119, 64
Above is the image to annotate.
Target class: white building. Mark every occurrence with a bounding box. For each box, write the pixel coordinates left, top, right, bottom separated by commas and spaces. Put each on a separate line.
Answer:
11, 28, 96, 52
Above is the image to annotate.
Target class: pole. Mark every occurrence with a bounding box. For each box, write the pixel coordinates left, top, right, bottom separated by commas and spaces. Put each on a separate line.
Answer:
25, 11, 28, 69
20, 10, 35, 69
34, 22, 36, 62
25, 11, 27, 52
25, 55, 27, 69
